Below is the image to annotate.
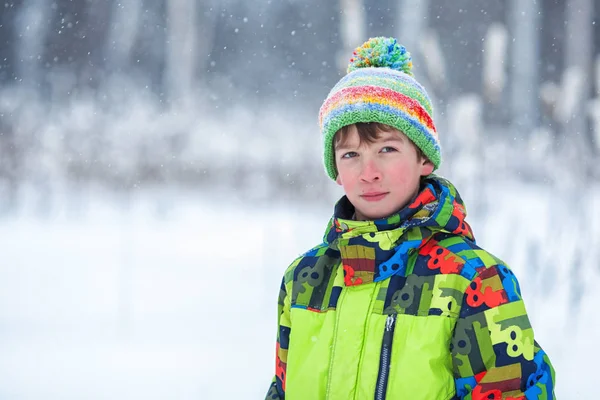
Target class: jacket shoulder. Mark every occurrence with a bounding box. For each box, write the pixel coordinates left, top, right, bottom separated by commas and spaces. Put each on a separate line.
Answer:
281, 242, 341, 310
282, 242, 336, 286
417, 232, 511, 281
415, 233, 524, 314
434, 232, 508, 270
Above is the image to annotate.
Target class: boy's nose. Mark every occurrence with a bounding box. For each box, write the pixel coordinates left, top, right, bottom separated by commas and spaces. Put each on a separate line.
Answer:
359, 159, 382, 182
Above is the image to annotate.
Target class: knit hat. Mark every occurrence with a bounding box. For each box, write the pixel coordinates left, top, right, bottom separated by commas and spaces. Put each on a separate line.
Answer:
319, 37, 441, 181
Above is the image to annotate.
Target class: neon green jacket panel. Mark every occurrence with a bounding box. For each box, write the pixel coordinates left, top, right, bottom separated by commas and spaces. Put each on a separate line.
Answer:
283, 270, 459, 400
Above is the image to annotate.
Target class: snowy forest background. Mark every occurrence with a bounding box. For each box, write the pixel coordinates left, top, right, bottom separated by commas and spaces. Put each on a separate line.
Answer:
0, 0, 599, 398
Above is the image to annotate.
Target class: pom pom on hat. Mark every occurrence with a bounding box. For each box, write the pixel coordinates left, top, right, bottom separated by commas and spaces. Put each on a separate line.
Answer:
319, 37, 441, 181
347, 37, 413, 76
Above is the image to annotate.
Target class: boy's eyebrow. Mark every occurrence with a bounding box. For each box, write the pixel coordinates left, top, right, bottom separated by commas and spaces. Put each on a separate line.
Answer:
382, 136, 405, 143
334, 142, 356, 151
334, 135, 405, 150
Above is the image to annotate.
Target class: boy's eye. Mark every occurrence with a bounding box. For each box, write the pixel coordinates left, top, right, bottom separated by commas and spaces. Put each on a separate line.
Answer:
381, 146, 397, 153
341, 151, 358, 159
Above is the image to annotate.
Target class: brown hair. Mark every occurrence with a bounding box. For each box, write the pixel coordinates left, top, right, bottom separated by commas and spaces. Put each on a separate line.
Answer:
334, 122, 427, 161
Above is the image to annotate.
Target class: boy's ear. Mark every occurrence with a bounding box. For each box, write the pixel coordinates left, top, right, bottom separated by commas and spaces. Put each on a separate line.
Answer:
335, 174, 342, 185
420, 159, 435, 176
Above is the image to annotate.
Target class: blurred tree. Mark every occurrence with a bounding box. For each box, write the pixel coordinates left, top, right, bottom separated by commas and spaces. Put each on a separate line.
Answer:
428, 1, 507, 127
165, 0, 198, 107
0, 2, 18, 82
540, 0, 566, 84
563, 0, 594, 158
397, 0, 429, 66
15, 0, 52, 91
508, 0, 540, 138
105, 0, 143, 73
338, 0, 366, 71
562, 0, 595, 313
131, 0, 167, 94
482, 23, 508, 106
364, 0, 396, 38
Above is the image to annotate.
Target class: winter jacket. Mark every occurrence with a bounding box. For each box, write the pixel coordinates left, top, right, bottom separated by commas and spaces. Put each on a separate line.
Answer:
265, 175, 555, 400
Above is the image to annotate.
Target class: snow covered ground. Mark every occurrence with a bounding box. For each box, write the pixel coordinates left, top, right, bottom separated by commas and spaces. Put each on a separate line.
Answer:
0, 183, 597, 399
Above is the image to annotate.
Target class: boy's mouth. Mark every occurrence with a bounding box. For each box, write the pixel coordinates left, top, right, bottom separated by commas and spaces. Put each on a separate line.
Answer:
360, 192, 388, 202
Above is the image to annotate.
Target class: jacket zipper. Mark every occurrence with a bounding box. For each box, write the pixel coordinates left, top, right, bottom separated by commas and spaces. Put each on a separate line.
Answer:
375, 314, 397, 400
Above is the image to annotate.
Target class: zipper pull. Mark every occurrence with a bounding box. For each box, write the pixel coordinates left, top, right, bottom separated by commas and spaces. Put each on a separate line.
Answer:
385, 314, 396, 331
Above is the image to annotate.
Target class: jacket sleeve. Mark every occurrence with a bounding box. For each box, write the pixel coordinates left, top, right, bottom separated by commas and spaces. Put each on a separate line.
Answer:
451, 263, 555, 400
265, 276, 292, 400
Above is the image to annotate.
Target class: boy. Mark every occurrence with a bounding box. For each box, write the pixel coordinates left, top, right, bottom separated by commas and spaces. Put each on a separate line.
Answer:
266, 37, 555, 399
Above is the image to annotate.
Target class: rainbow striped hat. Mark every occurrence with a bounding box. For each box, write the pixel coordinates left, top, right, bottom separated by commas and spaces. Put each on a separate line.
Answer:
319, 37, 441, 181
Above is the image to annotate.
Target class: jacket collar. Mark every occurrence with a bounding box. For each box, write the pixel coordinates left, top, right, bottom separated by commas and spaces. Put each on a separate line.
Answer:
324, 175, 474, 286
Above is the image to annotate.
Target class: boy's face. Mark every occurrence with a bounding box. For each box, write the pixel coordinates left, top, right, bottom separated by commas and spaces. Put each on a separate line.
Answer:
334, 125, 434, 221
